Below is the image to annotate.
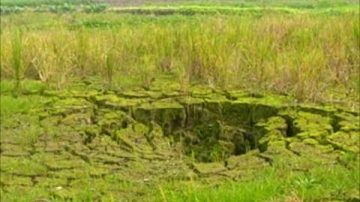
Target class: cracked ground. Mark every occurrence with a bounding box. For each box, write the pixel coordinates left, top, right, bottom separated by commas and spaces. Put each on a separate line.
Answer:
1, 81, 359, 201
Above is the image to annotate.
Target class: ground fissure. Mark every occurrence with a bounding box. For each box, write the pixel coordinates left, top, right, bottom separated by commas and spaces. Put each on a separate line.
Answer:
1, 86, 359, 200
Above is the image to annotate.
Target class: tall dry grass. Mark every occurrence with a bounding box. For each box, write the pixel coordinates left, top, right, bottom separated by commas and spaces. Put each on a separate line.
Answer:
1, 13, 359, 102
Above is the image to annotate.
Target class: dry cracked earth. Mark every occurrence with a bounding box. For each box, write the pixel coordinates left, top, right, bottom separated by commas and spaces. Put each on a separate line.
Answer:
0, 81, 359, 201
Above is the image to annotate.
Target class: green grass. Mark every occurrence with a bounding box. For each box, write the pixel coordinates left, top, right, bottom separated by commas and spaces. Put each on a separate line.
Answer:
1, 0, 358, 15
0, 80, 48, 116
0, 0, 107, 14
155, 163, 359, 202
0, 0, 92, 7
111, 5, 359, 16
0, 162, 358, 201
2, 0, 358, 8
149, 0, 359, 9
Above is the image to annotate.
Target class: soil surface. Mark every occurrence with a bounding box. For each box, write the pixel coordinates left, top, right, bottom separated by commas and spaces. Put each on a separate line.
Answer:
1, 80, 359, 200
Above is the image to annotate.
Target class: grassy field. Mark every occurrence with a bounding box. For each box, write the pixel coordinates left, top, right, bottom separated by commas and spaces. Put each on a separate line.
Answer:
1, 10, 359, 104
98, 0, 359, 8
0, 0, 92, 7
2, 0, 358, 7
0, 0, 359, 201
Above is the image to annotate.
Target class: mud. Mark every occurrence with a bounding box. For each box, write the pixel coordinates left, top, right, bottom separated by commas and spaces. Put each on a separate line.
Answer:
1, 83, 359, 200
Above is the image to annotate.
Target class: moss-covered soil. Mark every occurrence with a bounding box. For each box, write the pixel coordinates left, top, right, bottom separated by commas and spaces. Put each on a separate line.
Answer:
0, 80, 359, 201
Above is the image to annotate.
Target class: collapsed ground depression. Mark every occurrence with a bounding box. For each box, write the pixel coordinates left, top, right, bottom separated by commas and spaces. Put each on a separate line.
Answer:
1, 79, 359, 201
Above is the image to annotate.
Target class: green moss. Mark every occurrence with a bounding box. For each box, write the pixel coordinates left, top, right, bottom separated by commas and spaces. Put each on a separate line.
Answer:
149, 75, 182, 92
35, 177, 68, 187
289, 111, 333, 143
1, 144, 31, 156
259, 116, 287, 131
182, 121, 250, 162
46, 159, 87, 170
268, 140, 287, 148
1, 83, 359, 201
95, 94, 146, 112
113, 129, 136, 151
1, 157, 47, 176
193, 162, 226, 175
288, 141, 340, 167
134, 99, 185, 135
297, 131, 327, 141
67, 89, 99, 99
1, 175, 33, 186
49, 98, 93, 115
335, 112, 360, 132
203, 94, 229, 115
138, 99, 184, 110
222, 102, 253, 125
327, 131, 359, 153
303, 138, 320, 146
262, 139, 292, 159
121, 89, 151, 98
298, 104, 338, 116
113, 122, 156, 153
190, 85, 214, 96
61, 112, 93, 125
177, 97, 204, 105
225, 90, 252, 100
222, 100, 279, 126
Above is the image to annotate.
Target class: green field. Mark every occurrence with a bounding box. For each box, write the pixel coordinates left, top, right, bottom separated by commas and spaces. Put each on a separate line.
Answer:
0, 0, 92, 7
0, 0, 359, 201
